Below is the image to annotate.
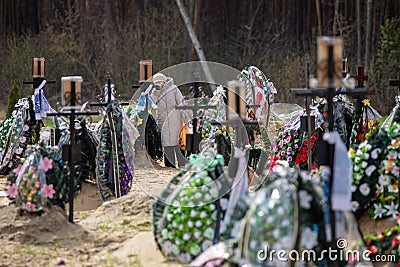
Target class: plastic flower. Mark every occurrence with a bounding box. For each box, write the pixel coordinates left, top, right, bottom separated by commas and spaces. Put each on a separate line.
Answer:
384, 202, 399, 218
12, 164, 23, 175
171, 245, 180, 255
359, 183, 370, 196
39, 157, 53, 172
190, 244, 201, 256
163, 241, 173, 253
373, 203, 386, 219
6, 183, 18, 198
203, 227, 214, 240
391, 236, 399, 248
15, 147, 23, 155
351, 201, 359, 211
299, 190, 312, 209
219, 198, 228, 211
22, 201, 37, 212
371, 148, 381, 159
365, 165, 376, 176
300, 227, 318, 250
202, 240, 213, 251
388, 182, 399, 193
41, 184, 56, 198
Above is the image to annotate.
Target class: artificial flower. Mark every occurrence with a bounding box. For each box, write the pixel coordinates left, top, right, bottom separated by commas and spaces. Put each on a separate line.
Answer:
351, 201, 359, 212
359, 183, 370, 196
301, 227, 318, 250
373, 203, 386, 219
365, 165, 376, 176
42, 184, 56, 198
298, 190, 312, 209
384, 202, 399, 218
12, 164, 22, 175
6, 183, 18, 198
39, 157, 53, 172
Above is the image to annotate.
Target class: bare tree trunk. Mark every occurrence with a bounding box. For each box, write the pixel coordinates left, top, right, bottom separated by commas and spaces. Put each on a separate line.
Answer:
316, 0, 322, 36
192, 0, 202, 60
332, 0, 340, 35
365, 0, 373, 69
175, 0, 215, 85
357, 0, 362, 65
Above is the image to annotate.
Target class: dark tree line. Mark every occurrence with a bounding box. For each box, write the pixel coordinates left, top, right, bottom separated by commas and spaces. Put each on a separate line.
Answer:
0, 0, 399, 114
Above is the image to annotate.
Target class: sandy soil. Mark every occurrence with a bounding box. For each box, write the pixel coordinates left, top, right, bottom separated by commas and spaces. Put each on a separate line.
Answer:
0, 150, 183, 267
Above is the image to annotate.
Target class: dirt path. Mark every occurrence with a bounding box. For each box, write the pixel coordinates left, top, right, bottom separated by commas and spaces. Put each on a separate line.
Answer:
0, 150, 182, 267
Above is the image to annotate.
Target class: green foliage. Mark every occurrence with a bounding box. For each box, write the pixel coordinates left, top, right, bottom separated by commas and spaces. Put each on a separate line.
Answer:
7, 80, 21, 118
370, 18, 400, 115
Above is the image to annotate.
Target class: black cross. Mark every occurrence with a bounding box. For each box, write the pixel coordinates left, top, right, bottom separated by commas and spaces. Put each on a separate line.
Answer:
47, 85, 98, 223
175, 86, 217, 154
89, 74, 130, 107
291, 42, 368, 267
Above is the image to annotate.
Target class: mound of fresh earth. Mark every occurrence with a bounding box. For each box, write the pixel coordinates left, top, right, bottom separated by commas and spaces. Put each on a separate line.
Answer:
0, 160, 181, 267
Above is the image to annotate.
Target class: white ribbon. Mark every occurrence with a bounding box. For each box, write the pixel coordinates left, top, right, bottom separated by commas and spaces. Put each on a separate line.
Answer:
323, 131, 352, 211
222, 147, 248, 228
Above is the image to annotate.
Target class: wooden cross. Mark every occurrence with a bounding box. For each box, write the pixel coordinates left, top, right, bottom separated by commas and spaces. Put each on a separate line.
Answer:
351, 66, 375, 96
353, 66, 368, 88
389, 79, 400, 90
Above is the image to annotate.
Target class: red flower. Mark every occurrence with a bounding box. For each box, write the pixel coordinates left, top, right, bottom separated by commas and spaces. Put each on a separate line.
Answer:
366, 239, 373, 246
392, 235, 399, 248
377, 233, 385, 242
311, 164, 318, 170
366, 246, 378, 254
300, 155, 307, 162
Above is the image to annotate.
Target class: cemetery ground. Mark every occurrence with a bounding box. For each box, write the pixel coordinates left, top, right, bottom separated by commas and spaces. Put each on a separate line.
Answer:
0, 151, 183, 267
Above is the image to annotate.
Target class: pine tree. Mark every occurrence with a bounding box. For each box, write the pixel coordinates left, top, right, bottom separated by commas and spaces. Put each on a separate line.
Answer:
7, 80, 21, 118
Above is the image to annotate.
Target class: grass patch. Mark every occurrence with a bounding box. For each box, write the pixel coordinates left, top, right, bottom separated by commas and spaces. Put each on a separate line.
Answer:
13, 245, 37, 255
134, 221, 152, 231
128, 254, 143, 267
121, 219, 131, 227
97, 222, 116, 232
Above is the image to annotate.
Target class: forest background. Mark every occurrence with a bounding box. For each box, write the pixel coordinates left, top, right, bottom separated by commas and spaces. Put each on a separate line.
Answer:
0, 0, 400, 116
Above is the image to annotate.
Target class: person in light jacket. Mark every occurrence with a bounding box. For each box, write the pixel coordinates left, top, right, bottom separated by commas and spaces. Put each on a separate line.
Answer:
151, 73, 187, 168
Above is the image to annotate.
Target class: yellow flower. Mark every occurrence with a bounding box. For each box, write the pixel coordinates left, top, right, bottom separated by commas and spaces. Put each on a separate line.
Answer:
368, 119, 375, 129
216, 130, 222, 134
362, 99, 370, 106
27, 195, 33, 201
